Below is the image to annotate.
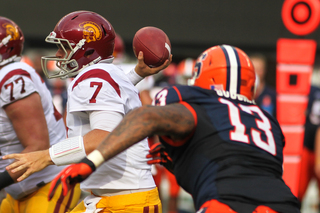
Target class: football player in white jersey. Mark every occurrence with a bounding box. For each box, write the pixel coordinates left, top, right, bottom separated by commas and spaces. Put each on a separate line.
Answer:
4, 11, 172, 213
0, 17, 82, 212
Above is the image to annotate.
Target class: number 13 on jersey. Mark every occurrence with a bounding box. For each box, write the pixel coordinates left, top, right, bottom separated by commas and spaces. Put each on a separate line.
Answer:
220, 98, 276, 155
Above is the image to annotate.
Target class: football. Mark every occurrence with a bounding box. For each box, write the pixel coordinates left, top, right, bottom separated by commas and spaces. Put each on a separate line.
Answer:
132, 26, 171, 67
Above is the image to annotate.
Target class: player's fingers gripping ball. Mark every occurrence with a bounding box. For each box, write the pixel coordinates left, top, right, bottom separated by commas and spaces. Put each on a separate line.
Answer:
133, 26, 171, 68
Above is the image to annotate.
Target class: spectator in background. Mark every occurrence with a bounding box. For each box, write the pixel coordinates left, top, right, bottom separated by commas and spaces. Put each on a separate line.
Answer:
299, 85, 320, 210
0, 16, 81, 212
32, 51, 52, 90
46, 61, 68, 116
50, 78, 68, 115
250, 53, 277, 117
175, 58, 196, 86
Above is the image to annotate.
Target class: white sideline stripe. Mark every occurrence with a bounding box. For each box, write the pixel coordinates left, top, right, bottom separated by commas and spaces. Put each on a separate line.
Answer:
277, 94, 308, 102
277, 64, 312, 73
283, 155, 301, 163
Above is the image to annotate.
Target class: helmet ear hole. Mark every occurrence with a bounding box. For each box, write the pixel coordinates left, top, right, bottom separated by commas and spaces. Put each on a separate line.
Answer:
84, 49, 94, 58
71, 15, 78, 20
101, 25, 107, 36
6, 47, 13, 53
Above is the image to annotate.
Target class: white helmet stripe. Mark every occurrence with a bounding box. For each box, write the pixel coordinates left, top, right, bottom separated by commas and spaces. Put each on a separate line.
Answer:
222, 45, 240, 96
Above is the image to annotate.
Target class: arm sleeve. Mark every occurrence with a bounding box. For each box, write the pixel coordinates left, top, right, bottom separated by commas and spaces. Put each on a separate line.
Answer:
89, 110, 124, 132
125, 68, 144, 86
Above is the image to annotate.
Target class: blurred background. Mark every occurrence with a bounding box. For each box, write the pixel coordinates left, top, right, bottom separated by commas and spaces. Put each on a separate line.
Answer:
2, 1, 320, 212
3, 0, 320, 88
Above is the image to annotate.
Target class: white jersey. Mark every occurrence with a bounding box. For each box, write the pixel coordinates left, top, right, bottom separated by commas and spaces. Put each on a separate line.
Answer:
66, 62, 155, 191
0, 61, 67, 199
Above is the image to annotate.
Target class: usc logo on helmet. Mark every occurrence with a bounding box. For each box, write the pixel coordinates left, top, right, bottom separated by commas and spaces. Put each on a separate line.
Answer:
2, 23, 19, 41
79, 21, 102, 43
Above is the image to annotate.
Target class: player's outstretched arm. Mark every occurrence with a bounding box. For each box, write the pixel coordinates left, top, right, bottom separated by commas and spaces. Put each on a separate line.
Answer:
314, 127, 320, 179
97, 103, 195, 164
3, 150, 53, 182
48, 103, 195, 199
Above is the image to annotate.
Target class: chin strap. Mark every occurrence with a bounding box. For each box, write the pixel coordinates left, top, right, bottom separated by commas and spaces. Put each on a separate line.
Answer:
0, 35, 11, 48
73, 39, 86, 53
0, 55, 21, 66
66, 56, 103, 78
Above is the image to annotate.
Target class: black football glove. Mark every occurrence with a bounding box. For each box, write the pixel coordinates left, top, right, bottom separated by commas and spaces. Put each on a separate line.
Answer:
146, 143, 174, 173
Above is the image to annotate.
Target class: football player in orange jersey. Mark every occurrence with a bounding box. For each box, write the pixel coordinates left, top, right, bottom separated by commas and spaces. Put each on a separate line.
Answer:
45, 44, 300, 212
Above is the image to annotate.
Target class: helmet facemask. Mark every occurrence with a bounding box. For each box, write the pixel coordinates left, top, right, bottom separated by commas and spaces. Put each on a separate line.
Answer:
41, 32, 89, 79
41, 11, 116, 79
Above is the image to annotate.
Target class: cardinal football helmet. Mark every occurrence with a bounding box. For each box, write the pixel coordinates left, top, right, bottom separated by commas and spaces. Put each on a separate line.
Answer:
0, 17, 24, 67
41, 11, 115, 79
189, 45, 256, 100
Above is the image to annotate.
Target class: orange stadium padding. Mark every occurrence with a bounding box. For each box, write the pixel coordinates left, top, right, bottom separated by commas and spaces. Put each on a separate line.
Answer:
281, 125, 305, 155
283, 156, 302, 197
282, 0, 320, 36
278, 0, 318, 201
277, 94, 308, 125
276, 38, 317, 65
276, 64, 312, 95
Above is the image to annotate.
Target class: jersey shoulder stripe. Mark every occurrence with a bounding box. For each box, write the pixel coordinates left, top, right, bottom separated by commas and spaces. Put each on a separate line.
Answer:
72, 69, 121, 97
0, 69, 32, 93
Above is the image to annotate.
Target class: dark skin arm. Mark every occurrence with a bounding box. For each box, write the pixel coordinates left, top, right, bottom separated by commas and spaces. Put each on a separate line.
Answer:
46, 103, 195, 199
2, 51, 173, 181
96, 103, 196, 161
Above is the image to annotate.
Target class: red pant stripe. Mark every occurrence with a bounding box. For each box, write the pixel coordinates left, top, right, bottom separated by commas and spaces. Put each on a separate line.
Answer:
154, 205, 159, 213
53, 188, 65, 213
63, 185, 75, 212
143, 206, 149, 213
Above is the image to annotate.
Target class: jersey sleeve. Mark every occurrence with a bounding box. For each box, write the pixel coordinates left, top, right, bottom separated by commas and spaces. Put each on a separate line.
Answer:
69, 77, 125, 114
0, 72, 38, 108
155, 86, 198, 147
153, 86, 183, 106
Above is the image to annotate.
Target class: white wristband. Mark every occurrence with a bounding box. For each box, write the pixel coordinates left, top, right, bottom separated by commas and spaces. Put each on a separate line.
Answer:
126, 68, 143, 85
87, 150, 105, 168
49, 136, 86, 166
